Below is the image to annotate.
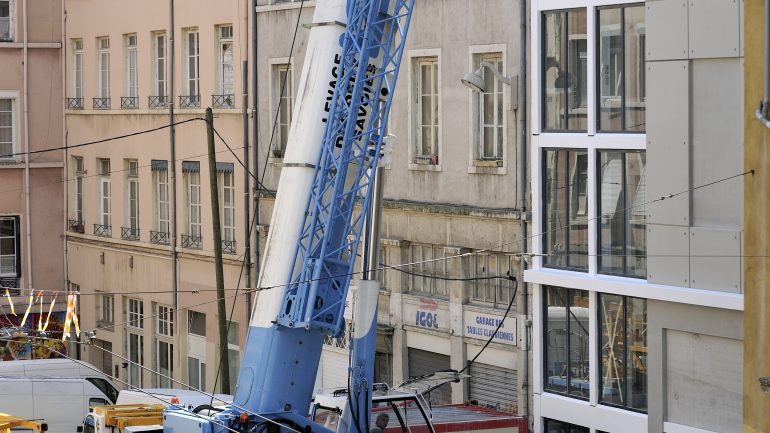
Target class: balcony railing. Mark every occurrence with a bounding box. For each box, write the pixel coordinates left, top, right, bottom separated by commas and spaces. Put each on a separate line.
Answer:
0, 278, 19, 295
181, 234, 202, 249
121, 227, 140, 241
179, 95, 200, 108
67, 98, 84, 110
121, 97, 139, 109
222, 239, 236, 255
92, 97, 111, 110
68, 219, 85, 234
148, 96, 168, 108
93, 223, 112, 237
212, 94, 235, 109
150, 230, 170, 245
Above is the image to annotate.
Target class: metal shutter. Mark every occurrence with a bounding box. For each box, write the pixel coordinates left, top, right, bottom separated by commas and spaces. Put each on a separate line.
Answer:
318, 348, 349, 389
469, 362, 517, 413
407, 348, 451, 405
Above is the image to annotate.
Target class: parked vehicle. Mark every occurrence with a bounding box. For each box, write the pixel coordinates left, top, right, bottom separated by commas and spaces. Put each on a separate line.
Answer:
0, 376, 117, 433
0, 358, 118, 403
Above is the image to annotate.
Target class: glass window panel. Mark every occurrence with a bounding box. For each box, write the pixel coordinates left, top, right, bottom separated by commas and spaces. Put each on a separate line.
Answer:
625, 6, 646, 131
627, 297, 647, 411
542, 9, 587, 131
543, 149, 588, 271
599, 150, 646, 277
600, 293, 624, 405
598, 8, 623, 131
568, 290, 590, 396
544, 286, 569, 393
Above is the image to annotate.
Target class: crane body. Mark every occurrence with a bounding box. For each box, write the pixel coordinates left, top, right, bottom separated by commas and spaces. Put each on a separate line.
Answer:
163, 0, 414, 431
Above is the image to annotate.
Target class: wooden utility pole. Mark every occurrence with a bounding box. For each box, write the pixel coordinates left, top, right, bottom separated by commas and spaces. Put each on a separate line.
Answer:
205, 108, 230, 394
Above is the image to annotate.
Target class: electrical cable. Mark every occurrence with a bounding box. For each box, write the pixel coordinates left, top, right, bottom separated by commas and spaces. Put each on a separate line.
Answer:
0, 117, 205, 159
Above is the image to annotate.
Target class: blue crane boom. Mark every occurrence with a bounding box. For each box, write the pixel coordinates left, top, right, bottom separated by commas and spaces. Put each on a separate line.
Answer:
163, 0, 414, 432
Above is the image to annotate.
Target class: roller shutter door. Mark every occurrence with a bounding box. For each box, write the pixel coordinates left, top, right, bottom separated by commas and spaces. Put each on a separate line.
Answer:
407, 348, 451, 405
469, 363, 517, 413
317, 348, 349, 389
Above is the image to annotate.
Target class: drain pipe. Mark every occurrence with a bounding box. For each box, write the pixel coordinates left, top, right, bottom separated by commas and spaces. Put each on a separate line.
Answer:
516, 0, 530, 425
757, 0, 770, 127
22, 0, 33, 293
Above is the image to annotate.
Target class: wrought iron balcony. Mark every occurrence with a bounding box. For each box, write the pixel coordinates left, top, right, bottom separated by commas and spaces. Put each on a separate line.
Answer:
93, 223, 112, 237
179, 95, 200, 108
68, 219, 85, 234
212, 94, 235, 109
0, 278, 19, 295
121, 97, 139, 109
67, 98, 84, 110
92, 97, 111, 110
222, 239, 236, 255
148, 96, 168, 108
121, 227, 140, 241
150, 230, 170, 245
181, 234, 202, 249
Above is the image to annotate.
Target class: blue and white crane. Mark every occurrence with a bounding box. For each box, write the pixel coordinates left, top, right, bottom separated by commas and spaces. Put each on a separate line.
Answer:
164, 0, 415, 431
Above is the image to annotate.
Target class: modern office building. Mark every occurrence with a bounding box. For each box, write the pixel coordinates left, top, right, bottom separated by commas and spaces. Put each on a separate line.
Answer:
527, 0, 745, 432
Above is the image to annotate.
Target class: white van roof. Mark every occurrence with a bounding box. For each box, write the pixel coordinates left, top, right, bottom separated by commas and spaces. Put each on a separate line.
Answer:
0, 358, 108, 379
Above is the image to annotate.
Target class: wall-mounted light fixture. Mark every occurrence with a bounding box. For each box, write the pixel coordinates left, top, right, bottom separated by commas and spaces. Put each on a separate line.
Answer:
461, 62, 518, 111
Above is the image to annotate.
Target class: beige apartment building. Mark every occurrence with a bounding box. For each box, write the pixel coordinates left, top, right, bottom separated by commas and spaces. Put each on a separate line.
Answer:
254, 0, 528, 415
63, 0, 251, 390
0, 0, 67, 351
64, 0, 529, 417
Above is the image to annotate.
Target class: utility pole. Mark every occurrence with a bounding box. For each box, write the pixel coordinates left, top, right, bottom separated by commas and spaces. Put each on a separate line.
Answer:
251, 0, 261, 294
205, 108, 231, 394
168, 0, 180, 377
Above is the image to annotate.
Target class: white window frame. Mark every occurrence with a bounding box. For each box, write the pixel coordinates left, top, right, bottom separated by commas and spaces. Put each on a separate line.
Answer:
98, 159, 111, 227
126, 159, 139, 230
156, 304, 173, 337
99, 293, 114, 324
125, 34, 138, 98
0, 92, 18, 161
156, 338, 173, 388
154, 168, 169, 233
152, 32, 167, 99
0, 0, 13, 42
183, 29, 200, 97
127, 331, 144, 388
407, 49, 442, 172
186, 171, 201, 237
97, 37, 110, 98
127, 298, 144, 329
467, 45, 508, 175
268, 58, 294, 159
529, 2, 653, 431
407, 243, 448, 297
73, 39, 84, 99
220, 171, 235, 243
217, 25, 234, 96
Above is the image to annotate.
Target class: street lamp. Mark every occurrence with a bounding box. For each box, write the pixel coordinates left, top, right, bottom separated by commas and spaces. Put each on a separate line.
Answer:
461, 62, 518, 110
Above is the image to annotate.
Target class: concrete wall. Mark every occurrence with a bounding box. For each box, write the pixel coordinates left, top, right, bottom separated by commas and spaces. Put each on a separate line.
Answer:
647, 300, 743, 433
646, 0, 744, 293
742, 0, 770, 430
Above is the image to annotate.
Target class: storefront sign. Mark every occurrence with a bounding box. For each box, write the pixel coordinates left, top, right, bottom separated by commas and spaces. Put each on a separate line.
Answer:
404, 298, 447, 331
463, 312, 516, 346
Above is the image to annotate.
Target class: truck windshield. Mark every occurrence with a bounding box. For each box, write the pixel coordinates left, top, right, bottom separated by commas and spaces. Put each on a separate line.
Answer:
371, 398, 434, 433
312, 405, 342, 431
86, 377, 119, 403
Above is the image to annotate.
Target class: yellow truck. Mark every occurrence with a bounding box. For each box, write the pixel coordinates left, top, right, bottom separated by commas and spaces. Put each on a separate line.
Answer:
0, 412, 47, 433
83, 404, 164, 433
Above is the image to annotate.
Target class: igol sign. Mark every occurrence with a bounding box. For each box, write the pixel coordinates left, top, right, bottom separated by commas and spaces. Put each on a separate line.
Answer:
463, 313, 516, 345
415, 310, 439, 329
